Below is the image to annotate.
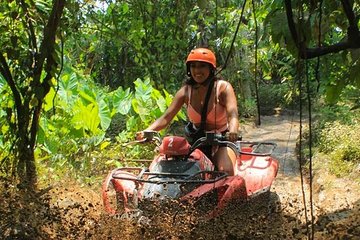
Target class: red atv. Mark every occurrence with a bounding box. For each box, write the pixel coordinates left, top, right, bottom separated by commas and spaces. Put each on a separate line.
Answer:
102, 130, 278, 219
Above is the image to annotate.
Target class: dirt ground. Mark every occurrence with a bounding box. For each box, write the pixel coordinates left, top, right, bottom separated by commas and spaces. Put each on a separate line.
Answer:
1, 113, 359, 239
241, 113, 360, 240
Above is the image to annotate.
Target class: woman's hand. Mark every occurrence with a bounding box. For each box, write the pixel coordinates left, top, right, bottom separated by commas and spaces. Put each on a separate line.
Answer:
227, 131, 239, 142
135, 131, 144, 140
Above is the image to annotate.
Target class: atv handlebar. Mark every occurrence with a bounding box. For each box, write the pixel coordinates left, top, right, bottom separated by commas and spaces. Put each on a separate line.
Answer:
141, 130, 162, 144
190, 132, 277, 157
130, 131, 276, 157
124, 130, 162, 146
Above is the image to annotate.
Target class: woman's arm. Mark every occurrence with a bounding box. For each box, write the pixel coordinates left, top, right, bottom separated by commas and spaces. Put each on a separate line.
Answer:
220, 81, 239, 141
145, 85, 187, 131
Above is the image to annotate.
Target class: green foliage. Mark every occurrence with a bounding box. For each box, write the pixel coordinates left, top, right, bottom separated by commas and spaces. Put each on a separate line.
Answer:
264, 1, 360, 104
241, 98, 257, 117
41, 68, 110, 139
313, 104, 354, 134
0, 74, 12, 151
131, 77, 184, 127
36, 67, 119, 169
315, 115, 360, 177
258, 82, 296, 113
66, 0, 192, 92
36, 69, 185, 175
300, 96, 360, 178
116, 77, 186, 160
264, 9, 298, 57
313, 101, 360, 177
318, 121, 360, 155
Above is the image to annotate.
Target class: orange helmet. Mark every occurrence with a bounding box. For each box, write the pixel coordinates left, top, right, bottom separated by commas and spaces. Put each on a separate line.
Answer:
186, 48, 216, 69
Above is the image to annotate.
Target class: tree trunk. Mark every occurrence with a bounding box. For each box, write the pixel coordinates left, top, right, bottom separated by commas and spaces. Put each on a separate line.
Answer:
17, 138, 37, 188
1, 0, 66, 189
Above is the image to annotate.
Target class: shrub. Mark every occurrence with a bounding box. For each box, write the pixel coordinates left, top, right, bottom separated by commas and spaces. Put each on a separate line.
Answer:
258, 83, 296, 114
317, 121, 360, 177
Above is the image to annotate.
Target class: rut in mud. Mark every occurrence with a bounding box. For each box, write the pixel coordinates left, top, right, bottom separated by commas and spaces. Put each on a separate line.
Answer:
1, 113, 359, 239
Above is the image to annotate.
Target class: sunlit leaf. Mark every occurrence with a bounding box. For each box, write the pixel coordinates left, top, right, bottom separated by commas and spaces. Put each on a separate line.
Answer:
100, 141, 110, 150
0, 74, 6, 91
43, 87, 56, 112
98, 98, 111, 130
58, 72, 78, 105
72, 101, 101, 135
134, 78, 152, 102
79, 86, 97, 105
113, 87, 132, 115
156, 95, 166, 112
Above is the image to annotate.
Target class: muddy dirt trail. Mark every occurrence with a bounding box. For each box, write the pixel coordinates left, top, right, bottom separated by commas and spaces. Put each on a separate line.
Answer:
1, 114, 359, 239
241, 114, 360, 240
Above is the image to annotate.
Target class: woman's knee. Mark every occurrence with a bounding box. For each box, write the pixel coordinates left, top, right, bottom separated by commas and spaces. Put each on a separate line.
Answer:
213, 147, 236, 175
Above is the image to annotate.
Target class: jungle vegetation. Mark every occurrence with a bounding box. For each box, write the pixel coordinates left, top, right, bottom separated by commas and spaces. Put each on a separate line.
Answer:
0, 0, 359, 187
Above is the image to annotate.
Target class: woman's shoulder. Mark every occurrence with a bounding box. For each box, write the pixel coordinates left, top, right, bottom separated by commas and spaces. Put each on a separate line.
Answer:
179, 84, 189, 93
216, 79, 228, 84
216, 79, 231, 91
174, 85, 189, 101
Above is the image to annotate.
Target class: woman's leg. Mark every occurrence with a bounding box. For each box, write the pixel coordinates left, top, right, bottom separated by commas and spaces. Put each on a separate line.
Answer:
212, 146, 237, 176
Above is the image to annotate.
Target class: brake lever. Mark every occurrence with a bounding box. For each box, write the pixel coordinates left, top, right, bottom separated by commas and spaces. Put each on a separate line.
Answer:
122, 138, 149, 146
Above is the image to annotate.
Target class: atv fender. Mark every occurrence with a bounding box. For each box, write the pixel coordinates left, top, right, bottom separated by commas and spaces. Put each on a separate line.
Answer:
216, 176, 247, 212
180, 176, 247, 218
102, 170, 138, 215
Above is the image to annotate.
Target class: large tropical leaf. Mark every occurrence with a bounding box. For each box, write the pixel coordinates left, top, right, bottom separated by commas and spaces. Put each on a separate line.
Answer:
134, 78, 152, 102
58, 72, 78, 105
112, 87, 133, 115
71, 101, 101, 135
132, 97, 151, 122
0, 74, 6, 91
98, 98, 111, 131
43, 87, 56, 112
79, 85, 97, 105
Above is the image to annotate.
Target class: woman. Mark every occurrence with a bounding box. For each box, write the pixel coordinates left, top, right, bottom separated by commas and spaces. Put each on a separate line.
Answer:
137, 47, 239, 176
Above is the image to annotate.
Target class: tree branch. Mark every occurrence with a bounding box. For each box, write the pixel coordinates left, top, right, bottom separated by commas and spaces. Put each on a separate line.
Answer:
33, 0, 65, 82
341, 0, 360, 46
341, 0, 357, 28
0, 54, 23, 117
284, 0, 360, 59
19, 0, 38, 53
304, 41, 352, 59
284, 0, 300, 49
29, 0, 66, 148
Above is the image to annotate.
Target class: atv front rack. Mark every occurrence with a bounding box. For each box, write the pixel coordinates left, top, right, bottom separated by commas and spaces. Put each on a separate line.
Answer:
111, 167, 228, 184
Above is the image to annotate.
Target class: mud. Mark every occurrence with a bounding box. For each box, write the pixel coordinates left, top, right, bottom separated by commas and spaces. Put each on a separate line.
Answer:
1, 113, 359, 239
241, 114, 360, 240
